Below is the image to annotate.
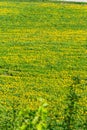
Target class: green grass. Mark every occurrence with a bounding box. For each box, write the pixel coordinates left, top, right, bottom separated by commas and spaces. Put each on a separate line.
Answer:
0, 1, 87, 129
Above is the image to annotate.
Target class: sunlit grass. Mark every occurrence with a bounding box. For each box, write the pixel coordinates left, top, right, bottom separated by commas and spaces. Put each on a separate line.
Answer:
0, 1, 87, 129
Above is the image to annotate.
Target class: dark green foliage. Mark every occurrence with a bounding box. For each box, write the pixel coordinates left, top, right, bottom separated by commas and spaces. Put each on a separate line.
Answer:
63, 77, 87, 130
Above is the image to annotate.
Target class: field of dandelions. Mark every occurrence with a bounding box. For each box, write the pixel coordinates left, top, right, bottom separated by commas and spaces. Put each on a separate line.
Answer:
0, 1, 87, 130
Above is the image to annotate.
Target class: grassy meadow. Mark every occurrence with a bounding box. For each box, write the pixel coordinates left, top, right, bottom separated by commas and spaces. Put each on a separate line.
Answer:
0, 1, 87, 129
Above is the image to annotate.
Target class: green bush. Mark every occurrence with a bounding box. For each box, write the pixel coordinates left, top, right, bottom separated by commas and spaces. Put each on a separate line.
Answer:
0, 99, 48, 130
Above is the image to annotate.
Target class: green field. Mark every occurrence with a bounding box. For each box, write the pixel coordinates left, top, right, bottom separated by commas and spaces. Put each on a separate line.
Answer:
0, 1, 87, 130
